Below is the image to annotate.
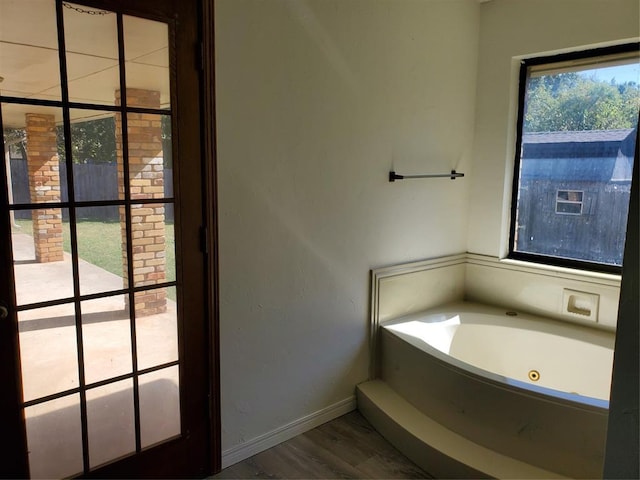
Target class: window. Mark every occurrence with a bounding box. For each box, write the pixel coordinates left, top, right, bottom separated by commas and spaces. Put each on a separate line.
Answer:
509, 44, 640, 272
556, 190, 583, 215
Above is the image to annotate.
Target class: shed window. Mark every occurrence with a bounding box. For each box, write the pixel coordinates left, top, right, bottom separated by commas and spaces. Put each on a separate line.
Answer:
509, 44, 639, 272
556, 190, 583, 215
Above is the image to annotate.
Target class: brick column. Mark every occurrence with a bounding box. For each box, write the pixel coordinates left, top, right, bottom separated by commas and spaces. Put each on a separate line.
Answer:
25, 113, 63, 263
115, 89, 166, 315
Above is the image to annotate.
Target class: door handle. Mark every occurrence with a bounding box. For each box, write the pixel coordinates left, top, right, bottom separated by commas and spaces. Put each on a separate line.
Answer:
0, 305, 8, 319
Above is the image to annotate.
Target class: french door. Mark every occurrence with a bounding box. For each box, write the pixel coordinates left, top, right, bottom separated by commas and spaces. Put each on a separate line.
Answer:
0, 0, 218, 477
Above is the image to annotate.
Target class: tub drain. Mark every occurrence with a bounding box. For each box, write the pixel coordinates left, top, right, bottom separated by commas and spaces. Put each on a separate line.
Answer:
528, 370, 540, 382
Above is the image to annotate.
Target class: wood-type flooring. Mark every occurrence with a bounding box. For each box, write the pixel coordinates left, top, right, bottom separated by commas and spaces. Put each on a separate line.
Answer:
212, 410, 431, 479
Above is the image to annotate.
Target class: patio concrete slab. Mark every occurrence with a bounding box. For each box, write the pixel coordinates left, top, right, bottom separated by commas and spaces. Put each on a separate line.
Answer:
13, 231, 124, 307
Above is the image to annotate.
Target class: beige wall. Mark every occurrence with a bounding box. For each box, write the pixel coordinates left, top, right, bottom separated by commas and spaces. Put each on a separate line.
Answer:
467, 0, 640, 257
215, 0, 479, 458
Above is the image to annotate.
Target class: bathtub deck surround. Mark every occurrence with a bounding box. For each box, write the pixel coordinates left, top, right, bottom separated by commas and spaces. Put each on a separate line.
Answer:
370, 253, 621, 340
464, 254, 621, 330
360, 255, 620, 479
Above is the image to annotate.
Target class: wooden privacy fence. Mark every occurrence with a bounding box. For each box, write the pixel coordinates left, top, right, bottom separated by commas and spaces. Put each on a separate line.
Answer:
9, 159, 174, 222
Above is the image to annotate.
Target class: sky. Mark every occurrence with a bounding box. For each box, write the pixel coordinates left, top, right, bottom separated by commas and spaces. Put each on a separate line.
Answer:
580, 62, 640, 85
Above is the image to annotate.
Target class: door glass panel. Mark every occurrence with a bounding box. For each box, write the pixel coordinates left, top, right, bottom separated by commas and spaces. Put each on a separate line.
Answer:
139, 365, 180, 448
81, 295, 131, 384
25, 394, 83, 479
0, 0, 61, 101
76, 206, 127, 295
18, 305, 79, 402
136, 286, 178, 370
68, 110, 121, 201
131, 203, 175, 287
123, 16, 170, 110
63, 3, 119, 105
127, 113, 171, 200
86, 379, 136, 468
12, 208, 73, 305
2, 104, 68, 205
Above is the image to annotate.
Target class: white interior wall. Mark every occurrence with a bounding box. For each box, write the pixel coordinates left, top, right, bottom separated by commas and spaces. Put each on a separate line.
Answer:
215, 0, 479, 457
214, 0, 639, 465
467, 0, 640, 257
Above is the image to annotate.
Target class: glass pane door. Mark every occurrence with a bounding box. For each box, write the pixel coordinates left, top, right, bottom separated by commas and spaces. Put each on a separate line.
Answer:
0, 1, 207, 476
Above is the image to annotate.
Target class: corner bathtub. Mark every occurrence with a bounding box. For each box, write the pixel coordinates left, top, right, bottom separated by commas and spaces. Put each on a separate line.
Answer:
370, 301, 615, 478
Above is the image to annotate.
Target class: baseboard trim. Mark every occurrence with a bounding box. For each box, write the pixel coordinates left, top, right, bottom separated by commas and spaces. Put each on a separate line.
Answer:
221, 396, 357, 469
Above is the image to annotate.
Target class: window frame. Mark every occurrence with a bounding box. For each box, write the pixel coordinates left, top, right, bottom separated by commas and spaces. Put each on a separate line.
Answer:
508, 42, 640, 274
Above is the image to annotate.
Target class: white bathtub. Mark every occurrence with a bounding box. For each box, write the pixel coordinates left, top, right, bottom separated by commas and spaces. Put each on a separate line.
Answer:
385, 301, 614, 405
374, 301, 615, 478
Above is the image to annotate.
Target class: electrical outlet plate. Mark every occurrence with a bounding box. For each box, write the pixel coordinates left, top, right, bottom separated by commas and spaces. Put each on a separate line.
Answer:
562, 289, 600, 322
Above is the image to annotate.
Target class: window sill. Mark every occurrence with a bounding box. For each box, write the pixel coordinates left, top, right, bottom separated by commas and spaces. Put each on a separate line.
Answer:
499, 257, 622, 286
465, 253, 621, 287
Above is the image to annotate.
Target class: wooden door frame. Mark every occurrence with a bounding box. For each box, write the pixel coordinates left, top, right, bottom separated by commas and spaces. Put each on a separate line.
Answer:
202, 0, 222, 474
603, 123, 639, 477
0, 0, 220, 476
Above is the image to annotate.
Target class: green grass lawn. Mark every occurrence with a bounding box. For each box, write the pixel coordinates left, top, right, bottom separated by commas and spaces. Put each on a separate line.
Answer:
14, 218, 176, 298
